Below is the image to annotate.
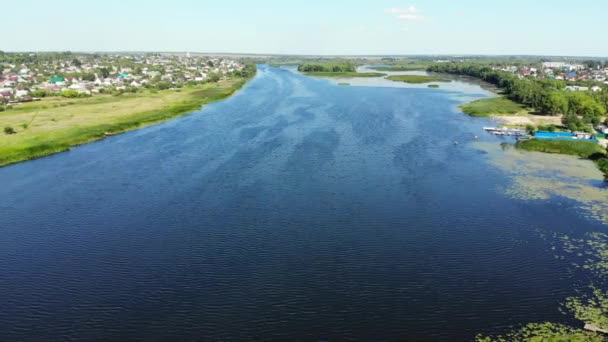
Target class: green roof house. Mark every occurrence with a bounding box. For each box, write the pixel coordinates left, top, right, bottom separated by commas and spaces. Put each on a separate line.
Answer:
50, 76, 65, 83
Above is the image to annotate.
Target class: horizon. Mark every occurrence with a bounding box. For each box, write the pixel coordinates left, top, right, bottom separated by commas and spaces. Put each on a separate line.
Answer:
4, 51, 608, 59
4, 0, 608, 57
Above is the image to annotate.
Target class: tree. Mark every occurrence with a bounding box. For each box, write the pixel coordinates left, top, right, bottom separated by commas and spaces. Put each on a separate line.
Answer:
81, 73, 95, 81
98, 67, 110, 78
71, 58, 82, 67
543, 91, 569, 115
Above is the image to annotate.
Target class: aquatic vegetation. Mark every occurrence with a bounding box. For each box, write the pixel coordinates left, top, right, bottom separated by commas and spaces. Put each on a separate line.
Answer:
386, 75, 449, 84
475, 322, 603, 342
478, 233, 608, 341
474, 142, 608, 223
557, 232, 608, 278
565, 288, 608, 330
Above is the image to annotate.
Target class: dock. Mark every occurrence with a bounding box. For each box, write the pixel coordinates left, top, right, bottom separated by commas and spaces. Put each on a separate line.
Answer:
584, 324, 608, 334
483, 126, 527, 136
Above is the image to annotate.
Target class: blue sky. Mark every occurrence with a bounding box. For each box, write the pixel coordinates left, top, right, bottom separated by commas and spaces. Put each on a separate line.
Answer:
4, 0, 608, 56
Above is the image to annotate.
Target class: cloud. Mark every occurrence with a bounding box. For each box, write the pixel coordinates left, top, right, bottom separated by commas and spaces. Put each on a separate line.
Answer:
385, 6, 424, 21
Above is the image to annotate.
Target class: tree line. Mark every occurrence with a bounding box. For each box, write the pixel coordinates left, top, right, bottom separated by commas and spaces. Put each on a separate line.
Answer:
427, 63, 608, 132
298, 63, 356, 73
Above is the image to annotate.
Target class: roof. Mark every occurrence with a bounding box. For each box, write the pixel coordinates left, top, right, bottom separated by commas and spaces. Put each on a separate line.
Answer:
50, 76, 65, 83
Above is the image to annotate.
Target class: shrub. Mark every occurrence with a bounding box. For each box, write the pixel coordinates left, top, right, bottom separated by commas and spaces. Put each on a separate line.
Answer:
525, 124, 535, 133
4, 126, 16, 135
61, 89, 80, 98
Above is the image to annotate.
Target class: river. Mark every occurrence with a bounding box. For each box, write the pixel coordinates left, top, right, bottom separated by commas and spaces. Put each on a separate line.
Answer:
0, 65, 606, 341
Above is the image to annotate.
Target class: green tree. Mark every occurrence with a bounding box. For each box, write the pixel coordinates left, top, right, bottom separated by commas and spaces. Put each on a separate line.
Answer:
98, 67, 110, 78
544, 91, 569, 115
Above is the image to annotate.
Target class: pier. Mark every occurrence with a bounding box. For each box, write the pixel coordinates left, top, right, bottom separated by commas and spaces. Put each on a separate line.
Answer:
483, 126, 527, 136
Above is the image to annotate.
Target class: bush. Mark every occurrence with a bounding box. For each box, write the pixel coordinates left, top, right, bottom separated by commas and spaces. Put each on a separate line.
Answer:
0, 106, 4, 112
525, 124, 535, 133
61, 89, 80, 98
4, 126, 16, 135
537, 124, 557, 132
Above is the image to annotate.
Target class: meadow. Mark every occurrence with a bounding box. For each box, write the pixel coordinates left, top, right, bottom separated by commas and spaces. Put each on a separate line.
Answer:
0, 78, 249, 166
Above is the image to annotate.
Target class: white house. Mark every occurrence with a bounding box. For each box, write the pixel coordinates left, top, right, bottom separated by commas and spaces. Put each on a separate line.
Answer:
565, 86, 589, 92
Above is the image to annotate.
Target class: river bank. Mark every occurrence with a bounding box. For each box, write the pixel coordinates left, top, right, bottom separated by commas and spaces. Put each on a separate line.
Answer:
0, 74, 254, 167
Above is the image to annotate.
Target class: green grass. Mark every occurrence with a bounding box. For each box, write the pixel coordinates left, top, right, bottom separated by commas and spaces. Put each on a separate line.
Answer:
303, 72, 385, 78
338, 82, 350, 86
386, 75, 449, 84
0, 76, 253, 167
460, 97, 526, 117
516, 139, 606, 159
369, 63, 433, 71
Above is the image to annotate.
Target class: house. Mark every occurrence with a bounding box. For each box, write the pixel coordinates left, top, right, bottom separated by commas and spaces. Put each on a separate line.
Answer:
0, 88, 13, 97
565, 86, 589, 91
15, 89, 29, 98
543, 62, 566, 68
591, 86, 602, 92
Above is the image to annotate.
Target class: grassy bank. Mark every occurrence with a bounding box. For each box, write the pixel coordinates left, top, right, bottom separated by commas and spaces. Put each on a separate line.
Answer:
0, 77, 252, 167
516, 139, 606, 159
460, 97, 527, 117
303, 71, 385, 78
386, 75, 449, 84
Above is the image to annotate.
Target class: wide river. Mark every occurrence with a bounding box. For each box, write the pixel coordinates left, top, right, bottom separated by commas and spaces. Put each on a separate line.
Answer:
1, 65, 606, 341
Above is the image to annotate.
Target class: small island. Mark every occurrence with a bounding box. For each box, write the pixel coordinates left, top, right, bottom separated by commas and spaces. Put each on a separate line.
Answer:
386, 75, 449, 84
460, 97, 526, 117
298, 63, 385, 78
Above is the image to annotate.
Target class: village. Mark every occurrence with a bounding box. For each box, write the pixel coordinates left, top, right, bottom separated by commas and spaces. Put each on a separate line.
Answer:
0, 53, 246, 106
493, 61, 608, 91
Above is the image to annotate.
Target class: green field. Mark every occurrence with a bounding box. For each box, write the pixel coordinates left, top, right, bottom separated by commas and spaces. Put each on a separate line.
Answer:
0, 77, 251, 166
516, 139, 606, 159
460, 97, 526, 117
386, 75, 449, 84
303, 71, 385, 78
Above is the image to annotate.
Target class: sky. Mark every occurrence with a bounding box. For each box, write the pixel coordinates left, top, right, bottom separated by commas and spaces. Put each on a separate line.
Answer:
3, 0, 608, 56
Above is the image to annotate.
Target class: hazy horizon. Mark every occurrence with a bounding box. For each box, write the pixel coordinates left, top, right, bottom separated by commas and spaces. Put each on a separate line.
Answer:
4, 0, 608, 57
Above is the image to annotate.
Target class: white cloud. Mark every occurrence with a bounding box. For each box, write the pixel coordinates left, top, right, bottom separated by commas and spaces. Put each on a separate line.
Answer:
385, 6, 424, 21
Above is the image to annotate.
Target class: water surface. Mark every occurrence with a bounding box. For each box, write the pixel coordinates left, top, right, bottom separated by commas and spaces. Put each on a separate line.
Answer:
1, 65, 606, 341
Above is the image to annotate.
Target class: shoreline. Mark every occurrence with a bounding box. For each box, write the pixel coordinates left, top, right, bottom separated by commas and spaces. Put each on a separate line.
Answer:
0, 73, 256, 167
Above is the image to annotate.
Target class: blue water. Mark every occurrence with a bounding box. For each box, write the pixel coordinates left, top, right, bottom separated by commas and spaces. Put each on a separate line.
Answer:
0, 66, 605, 341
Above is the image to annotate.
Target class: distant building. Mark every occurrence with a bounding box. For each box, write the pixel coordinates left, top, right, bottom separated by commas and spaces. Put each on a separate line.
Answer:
565, 86, 589, 91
